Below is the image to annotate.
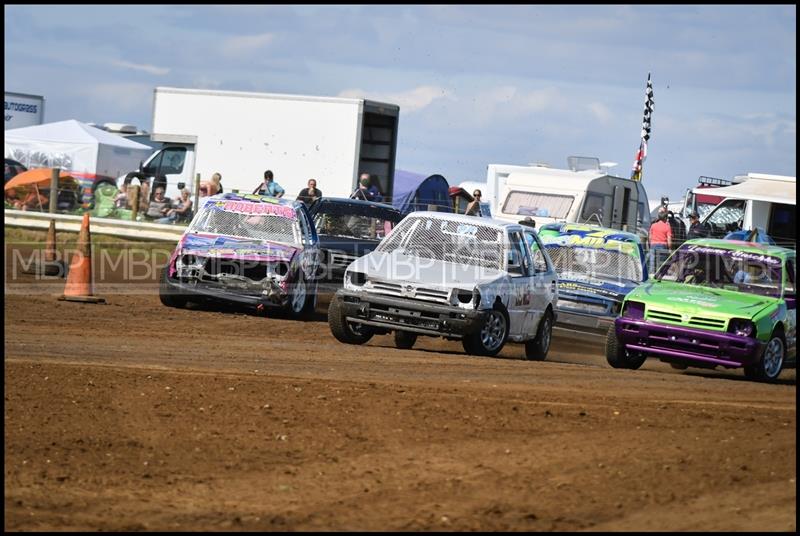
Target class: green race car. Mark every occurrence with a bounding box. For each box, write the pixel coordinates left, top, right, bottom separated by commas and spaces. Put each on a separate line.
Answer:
606, 239, 797, 381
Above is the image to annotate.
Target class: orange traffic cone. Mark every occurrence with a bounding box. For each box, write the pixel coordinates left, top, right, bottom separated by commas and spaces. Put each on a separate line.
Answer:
59, 213, 105, 303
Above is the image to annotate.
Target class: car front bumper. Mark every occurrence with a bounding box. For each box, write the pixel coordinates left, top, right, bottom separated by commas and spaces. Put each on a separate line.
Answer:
334, 290, 487, 338
164, 274, 290, 309
615, 318, 765, 368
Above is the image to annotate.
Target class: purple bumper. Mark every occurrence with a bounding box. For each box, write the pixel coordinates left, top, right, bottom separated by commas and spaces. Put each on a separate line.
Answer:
615, 318, 764, 368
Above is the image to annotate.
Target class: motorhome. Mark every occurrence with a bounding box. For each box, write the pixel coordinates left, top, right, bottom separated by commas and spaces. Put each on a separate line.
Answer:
697, 173, 796, 247
486, 156, 650, 235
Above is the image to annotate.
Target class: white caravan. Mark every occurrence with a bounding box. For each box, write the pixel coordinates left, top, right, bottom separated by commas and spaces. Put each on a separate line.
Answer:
486, 157, 650, 235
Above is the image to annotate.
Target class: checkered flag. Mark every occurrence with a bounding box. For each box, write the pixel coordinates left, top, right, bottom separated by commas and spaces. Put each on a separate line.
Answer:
631, 74, 654, 181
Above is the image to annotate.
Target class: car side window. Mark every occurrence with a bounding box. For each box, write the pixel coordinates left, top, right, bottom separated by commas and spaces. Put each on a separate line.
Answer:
507, 230, 532, 277
524, 230, 550, 274
786, 259, 796, 294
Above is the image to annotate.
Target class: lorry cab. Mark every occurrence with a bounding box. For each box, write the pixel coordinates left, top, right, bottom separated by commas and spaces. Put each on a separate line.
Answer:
697, 173, 796, 248
488, 157, 650, 237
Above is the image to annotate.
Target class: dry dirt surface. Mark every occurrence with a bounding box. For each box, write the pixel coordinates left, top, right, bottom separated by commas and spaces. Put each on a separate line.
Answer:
3, 239, 797, 531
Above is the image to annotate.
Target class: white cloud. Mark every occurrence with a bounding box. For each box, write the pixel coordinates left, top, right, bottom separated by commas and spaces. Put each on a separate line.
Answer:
221, 33, 275, 56
587, 102, 613, 124
338, 85, 450, 113
110, 60, 170, 76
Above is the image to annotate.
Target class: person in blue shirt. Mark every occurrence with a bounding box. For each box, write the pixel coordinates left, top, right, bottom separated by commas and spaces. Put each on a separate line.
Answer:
253, 170, 285, 198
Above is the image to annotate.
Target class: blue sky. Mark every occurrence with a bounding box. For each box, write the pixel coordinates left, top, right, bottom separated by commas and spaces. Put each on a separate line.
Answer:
4, 5, 796, 201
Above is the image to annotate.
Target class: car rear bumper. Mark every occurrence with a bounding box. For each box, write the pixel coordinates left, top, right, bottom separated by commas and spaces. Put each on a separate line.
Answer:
555, 309, 614, 333
334, 290, 487, 338
615, 318, 765, 368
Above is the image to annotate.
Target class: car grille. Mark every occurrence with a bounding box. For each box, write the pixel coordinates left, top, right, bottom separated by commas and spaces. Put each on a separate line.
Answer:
368, 279, 450, 304
646, 308, 727, 330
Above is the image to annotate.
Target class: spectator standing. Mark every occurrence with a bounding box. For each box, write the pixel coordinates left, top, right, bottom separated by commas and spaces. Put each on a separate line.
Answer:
253, 170, 284, 198
352, 172, 383, 202
686, 211, 708, 240
114, 183, 129, 209
465, 189, 483, 216
296, 178, 323, 205
648, 211, 672, 273
146, 186, 172, 220
157, 188, 193, 224
667, 210, 686, 245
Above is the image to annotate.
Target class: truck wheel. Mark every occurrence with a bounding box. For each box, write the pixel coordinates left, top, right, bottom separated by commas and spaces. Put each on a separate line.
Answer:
394, 331, 417, 350
744, 331, 785, 382
328, 297, 373, 345
159, 266, 188, 308
524, 309, 553, 361
462, 304, 509, 357
605, 324, 646, 370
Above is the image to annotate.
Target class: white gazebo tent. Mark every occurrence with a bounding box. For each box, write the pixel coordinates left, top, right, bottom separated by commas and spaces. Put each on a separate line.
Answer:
4, 119, 154, 180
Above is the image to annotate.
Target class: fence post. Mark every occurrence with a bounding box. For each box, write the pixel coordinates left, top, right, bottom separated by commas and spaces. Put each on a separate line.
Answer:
129, 185, 140, 221
49, 168, 59, 213
194, 173, 201, 217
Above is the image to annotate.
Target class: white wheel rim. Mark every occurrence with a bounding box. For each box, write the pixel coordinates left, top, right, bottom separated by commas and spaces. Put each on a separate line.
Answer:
480, 311, 506, 352
291, 277, 306, 313
763, 337, 784, 378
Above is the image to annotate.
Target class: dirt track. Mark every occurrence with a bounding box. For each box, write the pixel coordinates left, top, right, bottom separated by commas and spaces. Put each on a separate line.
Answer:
3, 238, 797, 531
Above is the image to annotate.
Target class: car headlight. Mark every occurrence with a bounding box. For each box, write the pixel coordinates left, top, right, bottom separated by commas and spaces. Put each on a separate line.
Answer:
621, 301, 645, 320
472, 288, 481, 309
348, 271, 366, 286
728, 318, 756, 337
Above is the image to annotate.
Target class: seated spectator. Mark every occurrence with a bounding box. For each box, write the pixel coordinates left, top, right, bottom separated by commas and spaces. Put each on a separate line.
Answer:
200, 172, 223, 197
296, 178, 322, 205
145, 186, 172, 220
157, 188, 193, 224
114, 183, 129, 209
14, 189, 49, 211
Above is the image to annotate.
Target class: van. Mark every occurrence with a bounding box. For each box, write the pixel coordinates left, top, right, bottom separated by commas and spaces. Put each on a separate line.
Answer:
697, 173, 796, 248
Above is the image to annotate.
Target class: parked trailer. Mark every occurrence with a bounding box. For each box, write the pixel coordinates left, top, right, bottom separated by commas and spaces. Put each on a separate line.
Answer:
120, 87, 400, 201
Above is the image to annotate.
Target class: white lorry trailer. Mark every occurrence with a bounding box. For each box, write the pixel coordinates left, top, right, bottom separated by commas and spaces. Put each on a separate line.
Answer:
121, 87, 400, 201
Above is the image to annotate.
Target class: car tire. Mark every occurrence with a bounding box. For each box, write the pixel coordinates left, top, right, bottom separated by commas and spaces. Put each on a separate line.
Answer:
744, 331, 785, 382
394, 331, 417, 350
328, 297, 373, 345
159, 266, 188, 308
605, 324, 646, 370
462, 303, 509, 357
525, 308, 553, 361
286, 272, 314, 319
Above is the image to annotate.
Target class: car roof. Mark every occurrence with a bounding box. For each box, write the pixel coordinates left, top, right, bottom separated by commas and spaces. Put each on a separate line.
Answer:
204, 192, 300, 208
682, 238, 795, 258
539, 222, 641, 243
309, 197, 402, 214
404, 210, 521, 231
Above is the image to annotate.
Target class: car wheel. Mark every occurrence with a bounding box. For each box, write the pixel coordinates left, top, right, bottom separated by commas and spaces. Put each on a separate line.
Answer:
462, 303, 509, 357
286, 273, 313, 319
394, 331, 417, 350
524, 308, 553, 361
605, 324, 646, 370
328, 297, 373, 345
744, 331, 785, 382
159, 266, 188, 308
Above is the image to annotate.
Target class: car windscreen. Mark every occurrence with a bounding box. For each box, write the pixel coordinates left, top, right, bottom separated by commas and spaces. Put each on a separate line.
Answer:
376, 216, 504, 271
546, 245, 643, 284
655, 244, 783, 297
188, 202, 300, 245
